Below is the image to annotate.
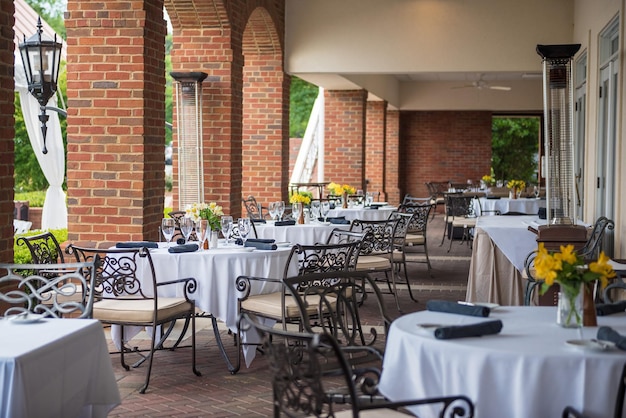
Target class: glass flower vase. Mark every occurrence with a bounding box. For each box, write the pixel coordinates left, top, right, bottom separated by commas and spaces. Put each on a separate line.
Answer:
209, 230, 219, 249
557, 288, 583, 328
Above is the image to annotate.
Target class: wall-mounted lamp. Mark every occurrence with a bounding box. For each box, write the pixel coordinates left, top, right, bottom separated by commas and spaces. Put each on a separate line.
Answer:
18, 17, 65, 154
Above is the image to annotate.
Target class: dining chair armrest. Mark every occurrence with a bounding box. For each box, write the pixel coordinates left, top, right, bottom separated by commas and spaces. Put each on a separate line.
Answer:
359, 394, 475, 417
235, 275, 284, 301
156, 277, 198, 301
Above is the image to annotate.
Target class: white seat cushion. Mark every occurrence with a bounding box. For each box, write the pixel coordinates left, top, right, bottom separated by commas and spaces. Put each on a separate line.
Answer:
241, 292, 336, 320
405, 233, 425, 245
94, 297, 193, 324
356, 255, 391, 271
451, 217, 477, 228
333, 408, 413, 417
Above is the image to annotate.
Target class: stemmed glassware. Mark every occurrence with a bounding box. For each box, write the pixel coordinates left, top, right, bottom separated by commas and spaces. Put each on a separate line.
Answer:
161, 218, 175, 247
180, 217, 194, 244
276, 201, 285, 221
268, 202, 278, 221
237, 218, 251, 246
196, 219, 208, 249
321, 201, 330, 223
221, 216, 233, 245
292, 202, 303, 223
310, 200, 321, 222
533, 185, 540, 199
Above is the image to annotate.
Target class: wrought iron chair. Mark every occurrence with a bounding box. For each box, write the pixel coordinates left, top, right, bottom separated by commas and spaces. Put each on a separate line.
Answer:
242, 195, 268, 220
399, 202, 433, 275
16, 231, 65, 264
241, 312, 475, 418
443, 195, 478, 252
65, 244, 200, 394
165, 210, 186, 242
0, 260, 97, 319
579, 216, 614, 261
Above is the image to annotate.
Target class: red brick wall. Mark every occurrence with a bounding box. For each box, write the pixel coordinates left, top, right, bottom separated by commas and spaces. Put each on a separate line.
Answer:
0, 2, 14, 262
366, 101, 385, 199
385, 110, 401, 204
65, 0, 166, 246
324, 90, 367, 191
399, 111, 492, 198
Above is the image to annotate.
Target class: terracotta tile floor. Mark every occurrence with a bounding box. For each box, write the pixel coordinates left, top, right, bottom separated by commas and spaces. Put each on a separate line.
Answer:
106, 214, 472, 417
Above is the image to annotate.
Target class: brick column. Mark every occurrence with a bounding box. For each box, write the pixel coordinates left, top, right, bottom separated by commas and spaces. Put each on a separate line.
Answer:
385, 110, 401, 205
324, 90, 367, 190
366, 101, 386, 199
65, 0, 167, 245
0, 3, 15, 262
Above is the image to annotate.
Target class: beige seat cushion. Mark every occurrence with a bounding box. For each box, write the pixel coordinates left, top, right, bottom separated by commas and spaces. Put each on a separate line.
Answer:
451, 217, 477, 228
405, 233, 425, 245
241, 292, 336, 320
333, 408, 412, 417
356, 255, 391, 271
94, 297, 193, 324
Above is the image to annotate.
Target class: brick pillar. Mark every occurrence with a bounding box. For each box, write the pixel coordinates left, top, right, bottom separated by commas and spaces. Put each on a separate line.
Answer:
324, 90, 367, 190
385, 110, 401, 205
65, 0, 167, 246
366, 101, 386, 199
0, 3, 15, 262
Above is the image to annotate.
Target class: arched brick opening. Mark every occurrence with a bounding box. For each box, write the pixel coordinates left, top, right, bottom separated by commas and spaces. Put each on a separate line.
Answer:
242, 7, 289, 207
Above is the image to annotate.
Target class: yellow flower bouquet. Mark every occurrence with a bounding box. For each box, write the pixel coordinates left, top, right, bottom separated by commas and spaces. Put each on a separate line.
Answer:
506, 179, 526, 191
185, 202, 224, 231
535, 243, 615, 326
289, 191, 312, 205
482, 174, 495, 186
327, 182, 356, 196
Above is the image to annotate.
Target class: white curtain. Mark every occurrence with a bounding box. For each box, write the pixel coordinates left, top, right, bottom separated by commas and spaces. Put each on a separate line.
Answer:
14, 53, 67, 230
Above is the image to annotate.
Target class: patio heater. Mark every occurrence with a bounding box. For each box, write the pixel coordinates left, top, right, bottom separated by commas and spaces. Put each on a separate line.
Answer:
535, 44, 587, 249
171, 72, 208, 210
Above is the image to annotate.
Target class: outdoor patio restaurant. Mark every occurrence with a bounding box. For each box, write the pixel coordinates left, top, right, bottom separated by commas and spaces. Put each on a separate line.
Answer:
1, 1, 626, 417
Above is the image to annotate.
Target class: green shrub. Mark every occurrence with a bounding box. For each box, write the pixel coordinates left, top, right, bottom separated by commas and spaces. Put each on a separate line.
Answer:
13, 229, 68, 264
14, 190, 46, 207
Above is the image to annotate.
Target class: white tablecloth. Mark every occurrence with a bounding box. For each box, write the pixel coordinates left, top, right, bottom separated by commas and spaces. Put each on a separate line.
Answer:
379, 307, 626, 418
474, 197, 546, 216
254, 222, 350, 245
327, 205, 396, 221
0, 318, 120, 418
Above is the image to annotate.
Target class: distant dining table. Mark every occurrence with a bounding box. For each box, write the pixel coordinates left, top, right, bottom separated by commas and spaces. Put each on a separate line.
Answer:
465, 215, 542, 305
474, 196, 546, 216
326, 204, 397, 221
254, 222, 351, 245
0, 318, 121, 418
378, 307, 626, 418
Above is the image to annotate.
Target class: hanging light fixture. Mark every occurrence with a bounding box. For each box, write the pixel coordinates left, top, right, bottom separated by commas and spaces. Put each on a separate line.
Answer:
18, 17, 64, 154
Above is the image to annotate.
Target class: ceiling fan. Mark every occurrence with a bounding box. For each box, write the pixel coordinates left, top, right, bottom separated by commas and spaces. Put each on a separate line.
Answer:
452, 75, 512, 91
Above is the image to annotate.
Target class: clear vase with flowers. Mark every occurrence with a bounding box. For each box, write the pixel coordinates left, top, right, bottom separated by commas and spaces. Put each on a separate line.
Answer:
327, 182, 356, 208
289, 192, 312, 223
185, 202, 224, 248
506, 180, 526, 199
534, 243, 615, 327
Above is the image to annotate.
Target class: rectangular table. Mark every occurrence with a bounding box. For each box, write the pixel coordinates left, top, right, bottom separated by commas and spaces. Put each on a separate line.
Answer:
0, 318, 120, 418
379, 307, 626, 418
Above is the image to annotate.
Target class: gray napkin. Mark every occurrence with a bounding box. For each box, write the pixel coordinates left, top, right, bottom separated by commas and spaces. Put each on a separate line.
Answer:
275, 220, 296, 226
245, 241, 277, 250
329, 218, 350, 224
434, 320, 503, 340
597, 326, 626, 350
595, 301, 626, 316
168, 243, 199, 253
426, 300, 490, 317
116, 241, 159, 249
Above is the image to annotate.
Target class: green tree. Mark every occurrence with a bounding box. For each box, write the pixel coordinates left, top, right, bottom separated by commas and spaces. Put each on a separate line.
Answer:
491, 117, 540, 184
25, 0, 66, 39
289, 76, 318, 138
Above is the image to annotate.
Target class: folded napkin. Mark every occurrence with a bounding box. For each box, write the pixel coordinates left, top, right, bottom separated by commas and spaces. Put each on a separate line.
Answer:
250, 218, 266, 224
366, 206, 379, 210
486, 196, 501, 200
330, 218, 350, 224
245, 238, 275, 244
275, 220, 296, 226
597, 326, 626, 350
596, 301, 626, 316
426, 300, 490, 317
434, 320, 503, 340
168, 243, 199, 253
244, 241, 277, 250
115, 241, 159, 249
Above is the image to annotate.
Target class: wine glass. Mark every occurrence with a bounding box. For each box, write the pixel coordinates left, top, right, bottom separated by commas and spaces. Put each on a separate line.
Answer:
196, 219, 208, 248
238, 218, 251, 245
161, 218, 175, 247
292, 202, 302, 223
321, 201, 330, 223
180, 217, 194, 244
221, 215, 233, 244
276, 201, 285, 221
310, 200, 321, 222
268, 201, 278, 221
534, 185, 540, 199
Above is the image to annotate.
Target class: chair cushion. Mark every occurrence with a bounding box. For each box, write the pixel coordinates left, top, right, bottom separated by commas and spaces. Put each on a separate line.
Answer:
356, 255, 391, 271
333, 408, 412, 417
241, 292, 336, 320
451, 217, 477, 228
94, 297, 193, 324
405, 233, 425, 245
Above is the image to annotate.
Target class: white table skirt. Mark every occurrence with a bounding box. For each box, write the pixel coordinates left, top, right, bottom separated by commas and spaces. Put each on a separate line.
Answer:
327, 206, 396, 221
254, 223, 350, 245
475, 197, 546, 216
0, 318, 120, 418
379, 307, 626, 418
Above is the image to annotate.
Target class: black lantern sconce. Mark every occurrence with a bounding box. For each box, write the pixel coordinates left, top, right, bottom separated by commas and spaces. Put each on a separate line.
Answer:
18, 17, 66, 154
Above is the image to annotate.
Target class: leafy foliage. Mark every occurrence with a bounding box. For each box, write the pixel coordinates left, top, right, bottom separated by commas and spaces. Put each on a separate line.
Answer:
14, 190, 46, 207
13, 228, 68, 264
289, 76, 318, 138
491, 117, 540, 184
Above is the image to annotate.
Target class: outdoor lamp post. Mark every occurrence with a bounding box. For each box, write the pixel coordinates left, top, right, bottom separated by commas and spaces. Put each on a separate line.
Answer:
18, 17, 65, 154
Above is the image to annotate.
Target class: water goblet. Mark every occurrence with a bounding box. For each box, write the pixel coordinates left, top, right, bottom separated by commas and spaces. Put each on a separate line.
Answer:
276, 201, 285, 221
534, 185, 540, 199
365, 192, 374, 207
196, 219, 208, 248
180, 216, 194, 243
268, 201, 278, 221
310, 200, 321, 221
292, 202, 303, 223
221, 215, 233, 244
238, 218, 251, 245
161, 218, 175, 247
321, 201, 330, 223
